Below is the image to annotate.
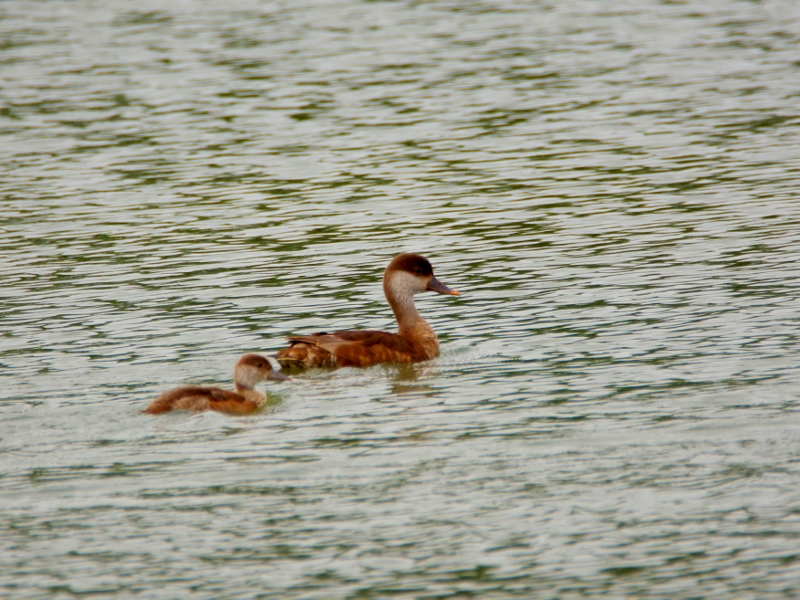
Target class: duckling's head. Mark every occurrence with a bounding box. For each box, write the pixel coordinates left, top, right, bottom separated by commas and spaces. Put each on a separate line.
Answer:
383, 253, 460, 297
235, 354, 291, 389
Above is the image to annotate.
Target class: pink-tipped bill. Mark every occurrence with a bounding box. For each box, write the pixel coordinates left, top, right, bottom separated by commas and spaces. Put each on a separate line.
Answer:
427, 276, 460, 296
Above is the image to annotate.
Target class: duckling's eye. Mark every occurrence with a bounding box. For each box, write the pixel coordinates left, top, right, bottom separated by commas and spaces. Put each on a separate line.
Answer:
414, 267, 423, 275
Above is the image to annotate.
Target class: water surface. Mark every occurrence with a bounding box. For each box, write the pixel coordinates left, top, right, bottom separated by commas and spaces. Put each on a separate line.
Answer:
2, 0, 800, 597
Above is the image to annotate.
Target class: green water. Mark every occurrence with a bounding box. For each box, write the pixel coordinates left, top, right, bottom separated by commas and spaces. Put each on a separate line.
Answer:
2, 0, 800, 597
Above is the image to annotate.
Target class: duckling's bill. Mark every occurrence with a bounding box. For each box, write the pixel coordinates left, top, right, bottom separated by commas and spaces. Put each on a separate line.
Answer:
266, 355, 292, 381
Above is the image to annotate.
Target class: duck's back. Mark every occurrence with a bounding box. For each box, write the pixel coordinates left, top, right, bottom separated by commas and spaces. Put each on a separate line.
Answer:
144, 386, 259, 414
276, 329, 432, 368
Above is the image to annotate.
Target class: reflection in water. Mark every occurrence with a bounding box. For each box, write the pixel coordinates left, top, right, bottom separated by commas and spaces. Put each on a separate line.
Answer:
388, 362, 437, 396
2, 0, 800, 597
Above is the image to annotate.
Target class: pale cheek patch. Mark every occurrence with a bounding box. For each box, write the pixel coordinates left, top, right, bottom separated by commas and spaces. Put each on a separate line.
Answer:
388, 271, 426, 297
238, 365, 264, 388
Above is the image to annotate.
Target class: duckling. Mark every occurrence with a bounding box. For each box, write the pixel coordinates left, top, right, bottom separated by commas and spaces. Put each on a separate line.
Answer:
144, 354, 290, 415
276, 253, 459, 368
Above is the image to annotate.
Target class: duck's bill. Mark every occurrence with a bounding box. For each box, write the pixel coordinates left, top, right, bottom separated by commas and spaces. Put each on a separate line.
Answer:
427, 277, 460, 296
268, 370, 292, 382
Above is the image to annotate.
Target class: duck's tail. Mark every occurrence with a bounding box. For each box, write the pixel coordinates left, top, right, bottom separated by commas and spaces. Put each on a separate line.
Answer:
270, 353, 307, 371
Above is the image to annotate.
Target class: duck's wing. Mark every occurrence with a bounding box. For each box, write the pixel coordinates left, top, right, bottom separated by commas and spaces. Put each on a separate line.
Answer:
286, 330, 417, 367
206, 388, 261, 414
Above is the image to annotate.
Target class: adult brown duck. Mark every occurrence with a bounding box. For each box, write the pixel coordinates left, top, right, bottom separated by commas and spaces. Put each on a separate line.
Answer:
276, 253, 460, 369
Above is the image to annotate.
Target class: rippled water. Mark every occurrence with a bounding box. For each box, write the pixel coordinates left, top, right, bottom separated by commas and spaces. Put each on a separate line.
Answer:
2, 0, 800, 597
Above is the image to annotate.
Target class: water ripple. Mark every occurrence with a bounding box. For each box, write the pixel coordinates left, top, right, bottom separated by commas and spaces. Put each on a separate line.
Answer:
2, 0, 800, 597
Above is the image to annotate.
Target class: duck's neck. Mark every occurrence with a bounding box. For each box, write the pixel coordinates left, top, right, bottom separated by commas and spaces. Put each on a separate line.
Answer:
235, 383, 267, 407
384, 273, 435, 341
234, 367, 267, 406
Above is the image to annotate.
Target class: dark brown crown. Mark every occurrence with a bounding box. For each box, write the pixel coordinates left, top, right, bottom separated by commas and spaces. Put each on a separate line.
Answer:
385, 253, 434, 277
238, 354, 272, 370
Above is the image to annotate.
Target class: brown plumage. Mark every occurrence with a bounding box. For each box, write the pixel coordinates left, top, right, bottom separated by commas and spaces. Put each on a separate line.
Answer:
276, 253, 460, 369
144, 353, 290, 415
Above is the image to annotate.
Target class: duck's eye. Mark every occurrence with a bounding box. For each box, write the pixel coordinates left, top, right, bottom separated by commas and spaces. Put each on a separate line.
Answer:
414, 267, 422, 275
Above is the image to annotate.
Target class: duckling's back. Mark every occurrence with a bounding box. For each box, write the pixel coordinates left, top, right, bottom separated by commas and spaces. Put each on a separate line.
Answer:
144, 386, 258, 414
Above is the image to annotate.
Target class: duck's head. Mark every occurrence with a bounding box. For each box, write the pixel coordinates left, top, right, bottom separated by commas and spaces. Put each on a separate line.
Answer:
235, 353, 291, 388
383, 253, 460, 297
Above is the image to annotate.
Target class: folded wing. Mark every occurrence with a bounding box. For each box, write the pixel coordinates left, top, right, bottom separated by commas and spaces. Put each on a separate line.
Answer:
281, 330, 418, 367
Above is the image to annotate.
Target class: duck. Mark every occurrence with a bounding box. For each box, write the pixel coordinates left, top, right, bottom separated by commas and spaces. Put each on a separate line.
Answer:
144, 354, 290, 415
275, 253, 459, 369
